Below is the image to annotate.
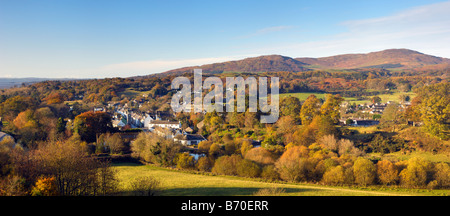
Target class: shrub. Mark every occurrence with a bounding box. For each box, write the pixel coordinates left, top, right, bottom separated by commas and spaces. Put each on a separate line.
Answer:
322, 166, 346, 186
209, 143, 222, 157
433, 162, 450, 189
353, 157, 376, 186
131, 132, 182, 166
129, 176, 161, 196
237, 159, 261, 178
400, 158, 433, 188
240, 140, 253, 157
197, 157, 214, 172
244, 147, 276, 166
198, 140, 212, 153
211, 155, 242, 176
261, 165, 280, 181
253, 187, 286, 196
176, 152, 195, 170
31, 176, 58, 196
274, 146, 309, 182
376, 160, 398, 185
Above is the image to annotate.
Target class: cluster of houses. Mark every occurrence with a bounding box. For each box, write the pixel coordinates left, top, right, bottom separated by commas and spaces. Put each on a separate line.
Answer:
106, 103, 206, 146
339, 100, 413, 127
342, 100, 412, 115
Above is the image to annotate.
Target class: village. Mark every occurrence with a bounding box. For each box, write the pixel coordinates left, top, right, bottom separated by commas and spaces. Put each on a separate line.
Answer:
100, 102, 207, 147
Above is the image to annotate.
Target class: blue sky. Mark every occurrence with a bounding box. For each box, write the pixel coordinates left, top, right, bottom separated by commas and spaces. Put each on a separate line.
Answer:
1, 0, 449, 78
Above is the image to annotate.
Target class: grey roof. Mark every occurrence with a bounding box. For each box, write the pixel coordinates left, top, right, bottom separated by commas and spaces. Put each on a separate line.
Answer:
0, 132, 13, 142
150, 120, 179, 125
176, 134, 206, 141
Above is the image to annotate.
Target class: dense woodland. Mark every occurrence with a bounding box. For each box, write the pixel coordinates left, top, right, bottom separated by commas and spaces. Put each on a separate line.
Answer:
0, 67, 448, 195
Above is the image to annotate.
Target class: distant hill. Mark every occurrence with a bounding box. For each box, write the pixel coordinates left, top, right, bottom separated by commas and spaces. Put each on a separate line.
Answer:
153, 55, 311, 77
295, 49, 450, 69
0, 78, 84, 89
142, 49, 450, 78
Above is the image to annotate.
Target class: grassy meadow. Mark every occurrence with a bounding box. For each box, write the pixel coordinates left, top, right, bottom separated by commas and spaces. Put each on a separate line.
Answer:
280, 91, 416, 104
113, 163, 449, 196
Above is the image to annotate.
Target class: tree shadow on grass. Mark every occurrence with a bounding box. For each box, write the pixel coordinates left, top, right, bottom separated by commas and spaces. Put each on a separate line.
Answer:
158, 187, 318, 196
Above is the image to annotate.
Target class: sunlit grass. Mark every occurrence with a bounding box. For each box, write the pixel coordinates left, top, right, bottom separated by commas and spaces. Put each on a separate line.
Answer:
113, 163, 448, 196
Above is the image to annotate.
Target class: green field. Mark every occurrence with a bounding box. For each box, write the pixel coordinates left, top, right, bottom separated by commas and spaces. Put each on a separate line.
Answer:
280, 91, 416, 105
119, 88, 152, 98
113, 163, 448, 196
367, 151, 450, 164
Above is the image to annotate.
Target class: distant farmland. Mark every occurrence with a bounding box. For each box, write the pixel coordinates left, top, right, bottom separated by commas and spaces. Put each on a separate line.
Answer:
280, 91, 416, 104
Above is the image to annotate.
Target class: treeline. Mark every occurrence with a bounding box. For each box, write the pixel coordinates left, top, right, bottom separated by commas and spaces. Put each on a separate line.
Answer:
1, 67, 445, 110
0, 139, 118, 196
131, 131, 449, 189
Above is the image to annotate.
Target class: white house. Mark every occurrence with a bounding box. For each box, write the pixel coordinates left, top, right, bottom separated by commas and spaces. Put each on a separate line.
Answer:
174, 134, 206, 146
147, 120, 181, 129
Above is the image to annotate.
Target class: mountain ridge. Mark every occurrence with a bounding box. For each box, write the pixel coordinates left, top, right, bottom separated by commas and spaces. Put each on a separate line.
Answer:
143, 48, 450, 77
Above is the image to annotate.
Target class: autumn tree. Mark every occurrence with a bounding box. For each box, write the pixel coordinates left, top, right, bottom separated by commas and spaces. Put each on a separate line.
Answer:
414, 83, 449, 140
322, 166, 346, 186
276, 116, 297, 145
43, 92, 65, 104
31, 176, 58, 196
320, 94, 344, 125
236, 159, 261, 178
381, 102, 401, 132
244, 147, 276, 166
198, 140, 213, 153
97, 133, 125, 154
274, 146, 312, 182
353, 157, 376, 186
399, 157, 432, 188
131, 132, 182, 166
0, 96, 36, 122
73, 111, 113, 143
197, 156, 214, 172
433, 162, 450, 188
261, 165, 280, 181
280, 96, 301, 123
299, 95, 321, 125
240, 140, 253, 157
371, 96, 382, 104
212, 154, 243, 176
31, 140, 118, 195
175, 152, 195, 170
376, 160, 399, 185
308, 115, 337, 142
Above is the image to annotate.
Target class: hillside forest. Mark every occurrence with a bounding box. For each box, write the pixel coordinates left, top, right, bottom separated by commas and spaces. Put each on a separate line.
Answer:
0, 64, 449, 196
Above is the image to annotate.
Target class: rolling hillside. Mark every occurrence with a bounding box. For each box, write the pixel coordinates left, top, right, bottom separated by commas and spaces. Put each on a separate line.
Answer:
142, 49, 450, 78
159, 55, 311, 76
296, 49, 450, 69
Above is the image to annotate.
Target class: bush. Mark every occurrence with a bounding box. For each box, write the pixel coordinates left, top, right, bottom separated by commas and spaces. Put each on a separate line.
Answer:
237, 159, 261, 178
376, 160, 398, 185
433, 162, 450, 189
261, 165, 280, 181
353, 157, 376, 186
322, 166, 346, 186
197, 157, 214, 172
129, 176, 161, 196
400, 157, 433, 188
211, 155, 242, 176
31, 176, 58, 196
244, 147, 276, 166
253, 187, 286, 196
198, 140, 212, 153
176, 152, 195, 170
131, 132, 182, 166
209, 143, 222, 157
274, 146, 312, 182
